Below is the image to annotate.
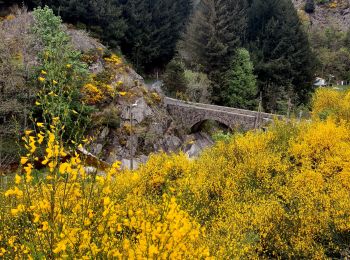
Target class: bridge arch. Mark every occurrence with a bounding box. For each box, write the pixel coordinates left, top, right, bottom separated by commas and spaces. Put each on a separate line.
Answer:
189, 117, 233, 133
164, 97, 280, 132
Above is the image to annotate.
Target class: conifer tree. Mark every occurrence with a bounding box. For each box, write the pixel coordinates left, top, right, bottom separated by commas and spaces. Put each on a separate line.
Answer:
224, 48, 257, 109
180, 0, 248, 104
120, 0, 192, 71
163, 59, 187, 97
248, 0, 316, 112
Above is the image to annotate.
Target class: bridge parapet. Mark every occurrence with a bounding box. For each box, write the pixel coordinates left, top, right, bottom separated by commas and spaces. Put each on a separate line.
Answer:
164, 97, 283, 131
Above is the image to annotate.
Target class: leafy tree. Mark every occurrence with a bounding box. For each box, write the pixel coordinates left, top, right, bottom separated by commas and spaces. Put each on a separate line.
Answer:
179, 0, 248, 104
248, 0, 316, 112
304, 0, 315, 13
224, 48, 257, 109
310, 26, 350, 82
184, 70, 211, 103
162, 59, 187, 97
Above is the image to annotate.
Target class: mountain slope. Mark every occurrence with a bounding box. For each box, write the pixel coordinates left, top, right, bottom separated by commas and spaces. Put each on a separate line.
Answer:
293, 0, 350, 30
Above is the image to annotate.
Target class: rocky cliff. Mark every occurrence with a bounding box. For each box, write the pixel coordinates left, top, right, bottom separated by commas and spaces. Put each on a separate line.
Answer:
293, 0, 350, 30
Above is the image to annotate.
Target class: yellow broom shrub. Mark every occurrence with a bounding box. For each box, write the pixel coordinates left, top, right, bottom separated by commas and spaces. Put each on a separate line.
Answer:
1, 88, 350, 259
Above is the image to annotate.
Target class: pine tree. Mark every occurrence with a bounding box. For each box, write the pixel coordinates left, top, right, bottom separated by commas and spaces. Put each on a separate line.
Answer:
248, 0, 316, 112
224, 48, 257, 109
180, 0, 248, 104
120, 0, 192, 71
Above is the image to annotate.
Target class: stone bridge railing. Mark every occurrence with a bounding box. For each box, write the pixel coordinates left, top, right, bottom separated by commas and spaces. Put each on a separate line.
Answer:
164, 97, 283, 131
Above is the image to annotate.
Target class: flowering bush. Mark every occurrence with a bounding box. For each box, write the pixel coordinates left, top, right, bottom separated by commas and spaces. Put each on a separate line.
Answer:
32, 7, 92, 143
0, 121, 209, 258
312, 87, 350, 121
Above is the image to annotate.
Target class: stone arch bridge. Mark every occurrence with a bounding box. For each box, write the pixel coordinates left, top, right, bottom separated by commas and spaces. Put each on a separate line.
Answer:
165, 97, 283, 131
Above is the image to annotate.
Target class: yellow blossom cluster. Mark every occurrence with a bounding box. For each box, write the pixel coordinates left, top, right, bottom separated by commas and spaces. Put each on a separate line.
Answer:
104, 54, 123, 66
312, 87, 350, 122
81, 81, 115, 105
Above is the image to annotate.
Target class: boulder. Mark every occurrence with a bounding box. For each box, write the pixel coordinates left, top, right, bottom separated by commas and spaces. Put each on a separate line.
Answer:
121, 98, 153, 123
163, 135, 182, 152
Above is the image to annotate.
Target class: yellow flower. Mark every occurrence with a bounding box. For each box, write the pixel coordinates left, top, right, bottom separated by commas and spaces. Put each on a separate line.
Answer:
41, 221, 49, 231
52, 80, 58, 85
38, 77, 45, 82
66, 64, 72, 69
33, 213, 40, 223
103, 197, 111, 206
20, 157, 28, 165
25, 130, 33, 135
37, 133, 44, 144
35, 101, 41, 106
36, 122, 44, 128
41, 70, 47, 75
84, 218, 91, 226
119, 92, 127, 96
53, 241, 67, 254
0, 248, 6, 257
14, 174, 21, 185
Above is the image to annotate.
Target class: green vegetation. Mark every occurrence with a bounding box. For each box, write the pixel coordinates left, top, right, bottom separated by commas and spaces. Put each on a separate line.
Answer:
120, 0, 192, 71
310, 26, 350, 83
16, 0, 191, 72
248, 0, 316, 112
162, 59, 187, 98
32, 7, 93, 143
178, 0, 316, 112
224, 48, 257, 109
179, 0, 248, 104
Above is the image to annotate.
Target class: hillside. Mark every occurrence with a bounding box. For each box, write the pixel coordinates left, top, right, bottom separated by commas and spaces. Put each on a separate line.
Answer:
0, 9, 211, 170
293, 0, 350, 30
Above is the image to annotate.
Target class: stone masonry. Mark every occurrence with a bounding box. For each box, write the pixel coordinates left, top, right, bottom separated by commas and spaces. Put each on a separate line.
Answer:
165, 97, 283, 131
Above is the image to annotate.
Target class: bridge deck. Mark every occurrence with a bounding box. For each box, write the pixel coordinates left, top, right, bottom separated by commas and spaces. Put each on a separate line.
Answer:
164, 97, 282, 121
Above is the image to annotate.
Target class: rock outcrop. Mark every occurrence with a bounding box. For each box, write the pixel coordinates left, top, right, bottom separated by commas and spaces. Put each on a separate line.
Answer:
293, 0, 350, 31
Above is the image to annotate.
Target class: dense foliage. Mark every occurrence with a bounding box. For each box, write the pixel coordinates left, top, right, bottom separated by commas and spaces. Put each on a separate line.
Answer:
1, 88, 350, 258
178, 0, 316, 112
247, 0, 316, 112
179, 0, 248, 104
120, 0, 192, 71
32, 7, 92, 144
224, 48, 257, 109
310, 26, 350, 83
1, 6, 349, 258
13, 0, 191, 72
162, 59, 187, 98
